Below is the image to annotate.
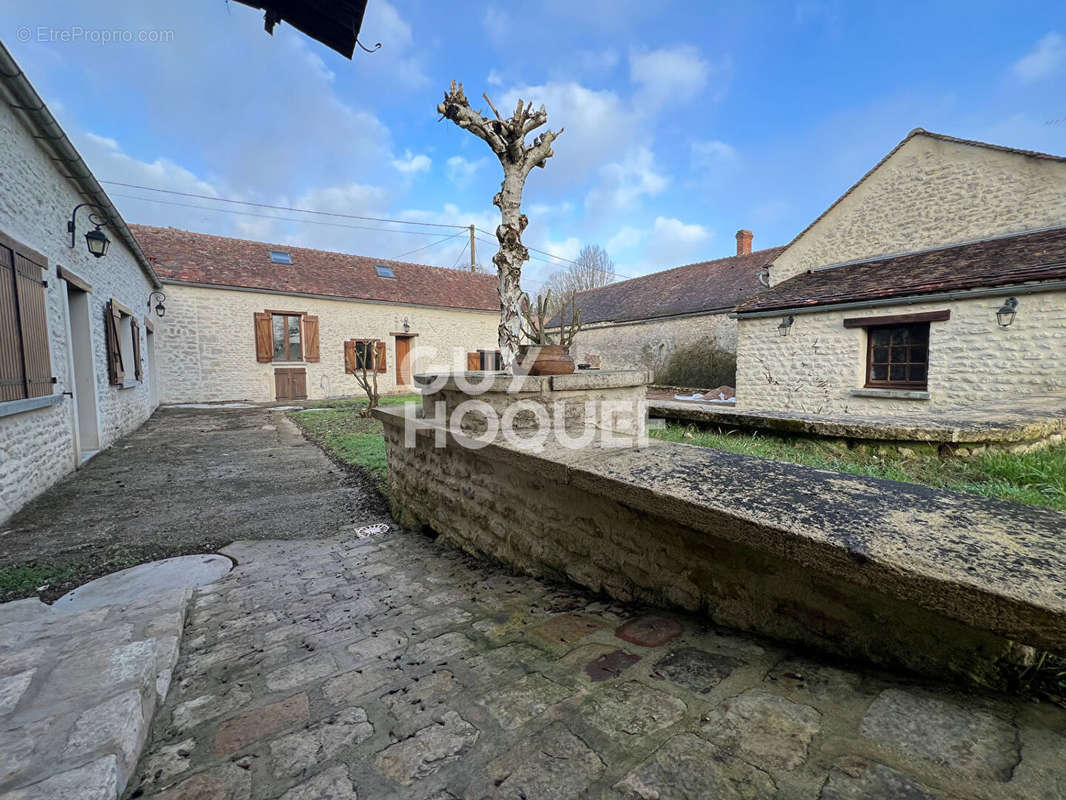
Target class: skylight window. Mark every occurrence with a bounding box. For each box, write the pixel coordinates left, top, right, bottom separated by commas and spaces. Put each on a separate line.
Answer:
269, 250, 292, 264
375, 264, 397, 278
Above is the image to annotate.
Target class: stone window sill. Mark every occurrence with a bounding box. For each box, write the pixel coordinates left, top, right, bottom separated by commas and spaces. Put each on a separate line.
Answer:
0, 393, 63, 419
850, 388, 930, 401
120, 379, 143, 390
272, 362, 307, 367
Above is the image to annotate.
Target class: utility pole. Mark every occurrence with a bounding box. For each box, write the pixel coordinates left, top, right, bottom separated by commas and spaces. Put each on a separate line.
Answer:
469, 224, 477, 271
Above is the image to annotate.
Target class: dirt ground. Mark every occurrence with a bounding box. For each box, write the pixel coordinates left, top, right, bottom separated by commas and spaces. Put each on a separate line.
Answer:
0, 407, 388, 601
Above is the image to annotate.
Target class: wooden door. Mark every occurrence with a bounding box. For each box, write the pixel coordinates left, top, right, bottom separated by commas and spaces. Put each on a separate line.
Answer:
395, 336, 412, 385
274, 368, 308, 401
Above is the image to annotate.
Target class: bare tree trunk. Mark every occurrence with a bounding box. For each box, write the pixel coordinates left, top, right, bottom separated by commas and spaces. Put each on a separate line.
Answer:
438, 82, 562, 367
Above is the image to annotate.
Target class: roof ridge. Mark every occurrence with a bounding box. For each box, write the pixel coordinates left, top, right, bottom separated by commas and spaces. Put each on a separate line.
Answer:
570, 245, 784, 297
129, 223, 495, 280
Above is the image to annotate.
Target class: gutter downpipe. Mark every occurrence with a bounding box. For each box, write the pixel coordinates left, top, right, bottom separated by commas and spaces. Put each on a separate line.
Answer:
0, 41, 161, 289
730, 279, 1066, 319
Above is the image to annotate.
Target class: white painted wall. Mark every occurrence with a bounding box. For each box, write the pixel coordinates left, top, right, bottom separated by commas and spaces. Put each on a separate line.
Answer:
0, 99, 159, 523
156, 283, 500, 403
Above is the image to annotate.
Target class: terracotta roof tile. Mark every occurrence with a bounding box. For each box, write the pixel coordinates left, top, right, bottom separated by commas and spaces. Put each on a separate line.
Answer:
737, 226, 1066, 314
130, 225, 499, 312
555, 247, 784, 326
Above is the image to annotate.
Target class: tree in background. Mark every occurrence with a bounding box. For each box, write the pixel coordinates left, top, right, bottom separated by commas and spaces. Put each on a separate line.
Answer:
544, 244, 615, 315
438, 82, 563, 367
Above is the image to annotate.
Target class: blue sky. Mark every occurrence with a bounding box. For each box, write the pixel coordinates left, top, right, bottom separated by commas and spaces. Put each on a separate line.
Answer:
3, 1, 1065, 290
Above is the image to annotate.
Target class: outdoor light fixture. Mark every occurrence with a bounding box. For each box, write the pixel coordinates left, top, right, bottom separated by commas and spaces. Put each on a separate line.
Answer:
996, 297, 1018, 328
148, 291, 167, 318
68, 203, 111, 258
778, 315, 795, 336
402, 316, 410, 333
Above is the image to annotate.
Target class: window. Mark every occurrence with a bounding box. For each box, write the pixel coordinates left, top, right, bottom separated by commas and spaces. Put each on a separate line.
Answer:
866, 323, 929, 389
268, 250, 292, 264
104, 299, 142, 387
271, 313, 303, 361
254, 312, 319, 364
375, 264, 396, 278
344, 338, 386, 373
0, 233, 53, 402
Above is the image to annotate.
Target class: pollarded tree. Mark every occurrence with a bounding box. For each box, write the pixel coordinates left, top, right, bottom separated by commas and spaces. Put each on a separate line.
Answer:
438, 81, 563, 366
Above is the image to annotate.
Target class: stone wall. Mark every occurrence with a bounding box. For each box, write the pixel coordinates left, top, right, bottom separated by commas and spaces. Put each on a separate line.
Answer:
377, 406, 1066, 688
156, 284, 499, 403
735, 291, 1066, 414
0, 100, 158, 523
568, 312, 737, 374
769, 133, 1066, 286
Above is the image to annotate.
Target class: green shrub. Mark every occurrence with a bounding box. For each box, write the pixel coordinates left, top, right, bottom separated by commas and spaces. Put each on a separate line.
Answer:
654, 341, 737, 389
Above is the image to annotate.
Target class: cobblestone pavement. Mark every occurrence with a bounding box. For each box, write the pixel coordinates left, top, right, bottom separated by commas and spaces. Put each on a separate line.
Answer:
129, 530, 1066, 800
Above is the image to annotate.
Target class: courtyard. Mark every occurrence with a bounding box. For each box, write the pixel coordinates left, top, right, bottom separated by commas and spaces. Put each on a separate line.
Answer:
1, 406, 1064, 799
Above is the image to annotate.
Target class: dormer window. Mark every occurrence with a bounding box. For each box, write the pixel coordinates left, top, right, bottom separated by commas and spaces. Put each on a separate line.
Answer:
375, 264, 396, 278
269, 250, 293, 264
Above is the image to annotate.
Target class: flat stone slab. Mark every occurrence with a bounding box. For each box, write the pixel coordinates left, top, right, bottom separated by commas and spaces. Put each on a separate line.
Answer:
648, 393, 1066, 444
53, 555, 232, 613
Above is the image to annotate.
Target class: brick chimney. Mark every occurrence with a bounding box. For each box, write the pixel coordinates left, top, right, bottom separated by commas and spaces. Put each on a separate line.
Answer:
736, 229, 753, 256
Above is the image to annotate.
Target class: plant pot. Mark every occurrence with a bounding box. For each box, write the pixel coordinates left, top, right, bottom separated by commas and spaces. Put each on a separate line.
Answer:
517, 344, 575, 376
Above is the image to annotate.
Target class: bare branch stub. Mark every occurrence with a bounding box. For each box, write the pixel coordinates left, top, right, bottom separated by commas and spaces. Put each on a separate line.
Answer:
437, 81, 563, 366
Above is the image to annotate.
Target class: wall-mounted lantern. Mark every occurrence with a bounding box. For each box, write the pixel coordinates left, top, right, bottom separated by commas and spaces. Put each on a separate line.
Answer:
148, 291, 167, 318
402, 316, 410, 333
68, 203, 111, 258
996, 297, 1018, 328
778, 315, 795, 336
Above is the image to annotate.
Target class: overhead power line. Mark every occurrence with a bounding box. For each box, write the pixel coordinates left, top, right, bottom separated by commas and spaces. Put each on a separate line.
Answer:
109, 193, 462, 239
392, 231, 465, 260
101, 180, 468, 229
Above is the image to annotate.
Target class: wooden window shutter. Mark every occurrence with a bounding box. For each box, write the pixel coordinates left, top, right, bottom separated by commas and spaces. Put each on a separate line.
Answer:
375, 340, 387, 373
254, 312, 273, 362
343, 339, 356, 373
131, 317, 143, 381
467, 352, 480, 371
303, 315, 320, 362
105, 300, 124, 385
12, 250, 53, 398
0, 244, 26, 402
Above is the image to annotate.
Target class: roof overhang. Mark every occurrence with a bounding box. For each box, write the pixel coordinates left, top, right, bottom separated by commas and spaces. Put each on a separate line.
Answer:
232, 0, 370, 59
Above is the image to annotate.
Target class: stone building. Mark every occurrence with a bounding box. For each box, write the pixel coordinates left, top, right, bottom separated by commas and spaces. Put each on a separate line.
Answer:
0, 44, 163, 522
131, 226, 501, 403
556, 231, 783, 374
734, 130, 1066, 414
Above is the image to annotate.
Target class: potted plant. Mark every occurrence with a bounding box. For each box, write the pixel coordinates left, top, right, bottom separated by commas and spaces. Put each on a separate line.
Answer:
517, 290, 581, 375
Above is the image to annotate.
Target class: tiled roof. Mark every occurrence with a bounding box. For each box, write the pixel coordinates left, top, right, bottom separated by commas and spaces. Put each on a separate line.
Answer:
737, 226, 1066, 314
553, 247, 785, 326
130, 225, 499, 312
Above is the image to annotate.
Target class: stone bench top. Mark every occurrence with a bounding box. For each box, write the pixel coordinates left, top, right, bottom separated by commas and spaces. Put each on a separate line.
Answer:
376, 405, 1066, 653
648, 395, 1066, 444
414, 369, 651, 395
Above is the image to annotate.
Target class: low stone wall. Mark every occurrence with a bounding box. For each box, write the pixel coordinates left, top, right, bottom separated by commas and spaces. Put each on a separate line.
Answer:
375, 405, 1066, 689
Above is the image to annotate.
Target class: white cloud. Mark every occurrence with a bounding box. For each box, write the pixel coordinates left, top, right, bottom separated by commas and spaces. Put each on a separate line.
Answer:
391, 150, 432, 175
446, 155, 488, 188
643, 216, 712, 267
606, 226, 643, 253
691, 139, 738, 171
578, 48, 620, 72
630, 45, 711, 106
487, 68, 503, 86
1013, 32, 1066, 82
585, 148, 668, 211
356, 0, 428, 87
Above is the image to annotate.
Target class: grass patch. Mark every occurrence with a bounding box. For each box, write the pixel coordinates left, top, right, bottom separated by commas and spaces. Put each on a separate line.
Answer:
0, 563, 81, 601
289, 394, 419, 491
651, 423, 1066, 511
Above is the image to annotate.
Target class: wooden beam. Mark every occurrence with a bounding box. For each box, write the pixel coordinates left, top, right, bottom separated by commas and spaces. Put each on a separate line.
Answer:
843, 310, 950, 328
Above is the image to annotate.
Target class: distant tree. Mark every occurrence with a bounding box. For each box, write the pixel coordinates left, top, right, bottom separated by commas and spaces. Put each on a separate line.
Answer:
544, 244, 615, 315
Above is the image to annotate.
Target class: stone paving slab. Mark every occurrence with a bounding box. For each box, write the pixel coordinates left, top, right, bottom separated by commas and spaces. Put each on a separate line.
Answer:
128, 530, 1066, 800
0, 589, 190, 799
